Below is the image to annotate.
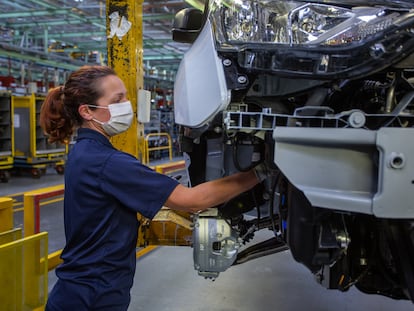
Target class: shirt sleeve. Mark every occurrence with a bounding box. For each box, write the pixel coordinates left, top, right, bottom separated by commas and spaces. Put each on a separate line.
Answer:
99, 151, 180, 219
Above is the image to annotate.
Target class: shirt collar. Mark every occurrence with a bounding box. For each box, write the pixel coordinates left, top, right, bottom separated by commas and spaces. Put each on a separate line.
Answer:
76, 128, 113, 148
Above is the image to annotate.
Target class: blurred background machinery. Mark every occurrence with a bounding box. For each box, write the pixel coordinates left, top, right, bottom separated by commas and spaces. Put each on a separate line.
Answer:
0, 0, 196, 180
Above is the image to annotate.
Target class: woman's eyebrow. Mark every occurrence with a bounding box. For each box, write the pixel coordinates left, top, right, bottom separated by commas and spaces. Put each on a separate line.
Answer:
111, 92, 127, 101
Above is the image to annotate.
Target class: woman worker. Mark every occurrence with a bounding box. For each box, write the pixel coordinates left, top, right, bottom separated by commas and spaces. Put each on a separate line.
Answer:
40, 65, 264, 311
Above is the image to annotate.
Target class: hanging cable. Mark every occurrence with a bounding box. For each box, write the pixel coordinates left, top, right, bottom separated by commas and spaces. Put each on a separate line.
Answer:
231, 132, 264, 172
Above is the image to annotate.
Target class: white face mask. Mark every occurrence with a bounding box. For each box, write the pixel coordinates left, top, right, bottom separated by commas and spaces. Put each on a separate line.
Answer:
90, 101, 134, 136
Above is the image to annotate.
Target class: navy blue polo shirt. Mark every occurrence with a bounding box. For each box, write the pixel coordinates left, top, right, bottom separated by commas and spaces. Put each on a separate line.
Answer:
50, 128, 179, 309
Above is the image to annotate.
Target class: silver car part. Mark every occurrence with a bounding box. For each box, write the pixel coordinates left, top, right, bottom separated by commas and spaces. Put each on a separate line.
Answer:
192, 208, 242, 279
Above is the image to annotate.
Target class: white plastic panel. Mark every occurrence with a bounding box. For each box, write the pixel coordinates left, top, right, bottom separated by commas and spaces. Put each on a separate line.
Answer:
174, 20, 230, 128
137, 89, 151, 123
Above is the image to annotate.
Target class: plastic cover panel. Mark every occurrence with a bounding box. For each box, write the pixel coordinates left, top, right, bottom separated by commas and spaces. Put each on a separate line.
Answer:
174, 20, 230, 128
273, 127, 414, 218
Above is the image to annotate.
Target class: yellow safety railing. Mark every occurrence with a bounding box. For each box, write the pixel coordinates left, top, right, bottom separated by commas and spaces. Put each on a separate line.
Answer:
142, 132, 173, 165
0, 197, 13, 232
24, 185, 65, 237
0, 227, 22, 247
23, 185, 65, 272
0, 231, 48, 311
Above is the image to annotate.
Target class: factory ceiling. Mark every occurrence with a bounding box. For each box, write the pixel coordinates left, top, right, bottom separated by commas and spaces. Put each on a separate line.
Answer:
0, 0, 198, 88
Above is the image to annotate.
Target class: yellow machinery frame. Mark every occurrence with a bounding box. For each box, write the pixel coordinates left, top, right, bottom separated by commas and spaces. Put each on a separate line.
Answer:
0, 91, 14, 182
12, 93, 67, 177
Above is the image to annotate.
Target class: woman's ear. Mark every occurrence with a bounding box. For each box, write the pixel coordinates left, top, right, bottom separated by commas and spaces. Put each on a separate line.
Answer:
78, 104, 94, 121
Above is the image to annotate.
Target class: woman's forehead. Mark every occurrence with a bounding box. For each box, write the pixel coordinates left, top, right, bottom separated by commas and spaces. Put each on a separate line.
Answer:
99, 75, 127, 96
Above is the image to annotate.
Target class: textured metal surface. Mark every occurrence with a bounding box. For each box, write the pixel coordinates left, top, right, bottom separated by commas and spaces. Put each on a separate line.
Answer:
107, 0, 142, 157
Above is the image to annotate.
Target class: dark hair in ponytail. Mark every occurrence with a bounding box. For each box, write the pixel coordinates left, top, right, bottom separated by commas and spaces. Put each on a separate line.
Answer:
40, 87, 71, 144
40, 65, 116, 144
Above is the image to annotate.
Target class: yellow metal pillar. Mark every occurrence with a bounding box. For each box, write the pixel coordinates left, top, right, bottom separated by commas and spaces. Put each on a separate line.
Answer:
105, 0, 193, 248
106, 0, 148, 247
0, 197, 13, 232
106, 0, 145, 159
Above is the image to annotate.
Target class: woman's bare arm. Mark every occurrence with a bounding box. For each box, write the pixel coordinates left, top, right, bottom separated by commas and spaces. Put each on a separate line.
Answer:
165, 169, 260, 213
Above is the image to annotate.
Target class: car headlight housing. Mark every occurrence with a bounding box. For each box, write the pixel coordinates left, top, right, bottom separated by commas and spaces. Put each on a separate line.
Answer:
209, 0, 414, 78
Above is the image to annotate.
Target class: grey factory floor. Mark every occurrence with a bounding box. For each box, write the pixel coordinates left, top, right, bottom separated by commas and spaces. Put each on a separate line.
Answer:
1, 163, 413, 311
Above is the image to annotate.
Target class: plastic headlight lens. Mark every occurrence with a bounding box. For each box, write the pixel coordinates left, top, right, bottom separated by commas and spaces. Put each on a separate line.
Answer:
211, 0, 401, 46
